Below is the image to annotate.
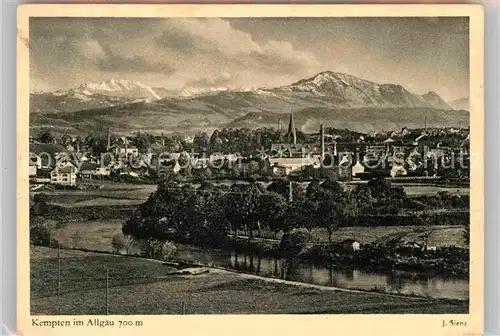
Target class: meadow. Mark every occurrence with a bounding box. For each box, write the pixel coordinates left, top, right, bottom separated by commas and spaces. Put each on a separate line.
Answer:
31, 246, 468, 315
53, 219, 466, 254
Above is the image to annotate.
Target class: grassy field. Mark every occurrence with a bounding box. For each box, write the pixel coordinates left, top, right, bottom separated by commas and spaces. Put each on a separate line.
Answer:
54, 220, 466, 253
33, 182, 156, 208
310, 226, 466, 248
31, 246, 467, 315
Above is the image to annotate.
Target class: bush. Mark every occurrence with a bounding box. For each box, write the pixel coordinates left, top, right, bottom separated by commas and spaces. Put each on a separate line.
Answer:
280, 228, 312, 258
70, 230, 83, 249
30, 223, 59, 248
137, 239, 177, 260
111, 233, 133, 254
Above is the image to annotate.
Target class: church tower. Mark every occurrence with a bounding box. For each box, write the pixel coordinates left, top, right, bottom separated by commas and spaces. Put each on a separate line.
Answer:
285, 112, 297, 145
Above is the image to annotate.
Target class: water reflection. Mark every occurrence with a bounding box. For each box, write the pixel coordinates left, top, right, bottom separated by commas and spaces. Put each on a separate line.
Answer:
175, 245, 468, 300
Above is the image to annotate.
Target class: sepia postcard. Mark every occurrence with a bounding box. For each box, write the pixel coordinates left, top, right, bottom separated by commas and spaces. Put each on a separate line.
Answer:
17, 4, 484, 336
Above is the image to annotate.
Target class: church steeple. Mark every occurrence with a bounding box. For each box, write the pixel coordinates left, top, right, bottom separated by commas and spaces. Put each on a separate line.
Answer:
285, 112, 297, 145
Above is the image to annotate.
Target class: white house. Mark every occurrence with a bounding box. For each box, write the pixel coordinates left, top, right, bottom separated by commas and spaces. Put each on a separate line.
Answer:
79, 162, 110, 178
271, 165, 290, 177
29, 161, 37, 177
351, 160, 365, 177
109, 144, 139, 156
50, 166, 77, 186
29, 153, 42, 169
268, 157, 320, 176
390, 163, 407, 177
342, 239, 361, 251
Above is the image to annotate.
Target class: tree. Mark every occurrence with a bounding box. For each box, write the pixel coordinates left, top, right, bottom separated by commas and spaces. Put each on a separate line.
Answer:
137, 239, 177, 260
194, 132, 210, 152
111, 233, 128, 254
200, 167, 212, 180
280, 228, 312, 258
133, 134, 150, 153
71, 230, 83, 249
39, 130, 54, 143
257, 192, 288, 236
463, 223, 470, 245
307, 188, 347, 242
223, 183, 262, 238
320, 178, 344, 193
30, 217, 59, 248
267, 179, 304, 201
61, 134, 73, 146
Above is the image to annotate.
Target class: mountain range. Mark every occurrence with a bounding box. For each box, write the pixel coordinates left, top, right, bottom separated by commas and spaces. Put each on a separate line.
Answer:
448, 97, 469, 111
29, 72, 469, 135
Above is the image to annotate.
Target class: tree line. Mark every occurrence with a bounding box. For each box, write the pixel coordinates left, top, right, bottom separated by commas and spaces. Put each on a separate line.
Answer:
122, 177, 415, 247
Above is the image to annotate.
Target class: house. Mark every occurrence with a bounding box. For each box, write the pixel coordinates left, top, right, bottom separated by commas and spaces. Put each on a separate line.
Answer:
30, 143, 69, 168
404, 241, 423, 249
351, 160, 365, 177
390, 163, 407, 177
413, 133, 427, 145
109, 144, 139, 156
29, 161, 37, 177
119, 167, 140, 178
272, 165, 290, 176
341, 239, 361, 251
268, 157, 320, 176
383, 137, 395, 143
79, 162, 110, 178
50, 165, 77, 186
30, 168, 52, 184
29, 152, 42, 168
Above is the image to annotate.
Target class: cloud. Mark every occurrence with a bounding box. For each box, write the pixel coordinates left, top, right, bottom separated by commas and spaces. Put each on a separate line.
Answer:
182, 72, 234, 89
30, 18, 320, 92
28, 17, 467, 101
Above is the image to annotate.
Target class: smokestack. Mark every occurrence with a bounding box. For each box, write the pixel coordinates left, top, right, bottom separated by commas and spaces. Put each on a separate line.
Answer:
107, 127, 111, 150
124, 136, 128, 160
320, 124, 325, 165
278, 118, 282, 133
76, 141, 80, 154
161, 132, 165, 147
288, 181, 293, 202
424, 114, 427, 133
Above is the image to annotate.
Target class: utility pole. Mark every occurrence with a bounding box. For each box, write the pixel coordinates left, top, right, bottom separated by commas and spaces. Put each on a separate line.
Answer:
105, 268, 109, 315
57, 245, 61, 296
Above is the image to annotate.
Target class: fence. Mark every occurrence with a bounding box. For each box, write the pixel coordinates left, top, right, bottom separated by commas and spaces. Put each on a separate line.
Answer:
31, 247, 188, 315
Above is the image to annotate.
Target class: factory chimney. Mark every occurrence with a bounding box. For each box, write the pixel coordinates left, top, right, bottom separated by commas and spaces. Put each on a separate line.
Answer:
320, 124, 325, 166
107, 127, 111, 150
124, 136, 128, 161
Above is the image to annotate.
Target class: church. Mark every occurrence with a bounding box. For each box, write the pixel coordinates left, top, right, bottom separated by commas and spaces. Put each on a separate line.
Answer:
270, 112, 322, 158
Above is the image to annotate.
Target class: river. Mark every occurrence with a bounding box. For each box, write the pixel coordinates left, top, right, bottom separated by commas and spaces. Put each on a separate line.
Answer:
174, 244, 469, 300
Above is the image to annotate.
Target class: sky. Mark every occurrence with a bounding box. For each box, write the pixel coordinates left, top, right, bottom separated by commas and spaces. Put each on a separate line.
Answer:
29, 17, 469, 101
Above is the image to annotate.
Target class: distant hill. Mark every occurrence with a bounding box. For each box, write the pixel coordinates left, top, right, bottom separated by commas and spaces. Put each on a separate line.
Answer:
269, 71, 453, 110
448, 97, 469, 111
228, 107, 469, 134
30, 79, 161, 113
29, 72, 466, 135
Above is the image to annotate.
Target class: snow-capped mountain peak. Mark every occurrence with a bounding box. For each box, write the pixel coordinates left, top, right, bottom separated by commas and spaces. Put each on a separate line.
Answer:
273, 71, 451, 110
73, 79, 161, 100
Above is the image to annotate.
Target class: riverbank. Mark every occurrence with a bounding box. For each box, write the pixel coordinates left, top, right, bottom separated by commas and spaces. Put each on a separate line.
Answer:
51, 219, 468, 279
31, 246, 468, 314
